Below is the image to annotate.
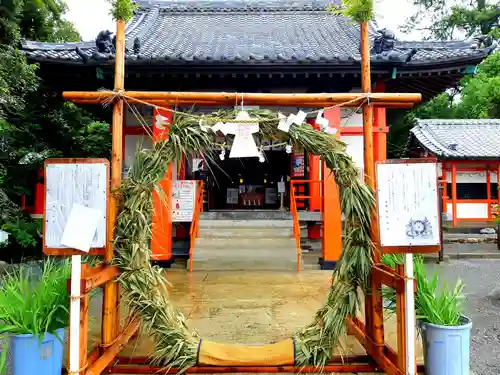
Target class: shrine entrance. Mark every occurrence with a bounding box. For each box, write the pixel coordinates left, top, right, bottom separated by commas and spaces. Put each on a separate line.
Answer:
206, 149, 291, 210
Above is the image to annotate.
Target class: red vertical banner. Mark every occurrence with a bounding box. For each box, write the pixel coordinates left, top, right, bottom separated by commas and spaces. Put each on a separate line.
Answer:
151, 107, 174, 263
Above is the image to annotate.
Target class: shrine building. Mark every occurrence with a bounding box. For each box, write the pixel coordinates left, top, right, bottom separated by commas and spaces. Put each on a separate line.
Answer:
409, 119, 500, 228
22, 0, 494, 268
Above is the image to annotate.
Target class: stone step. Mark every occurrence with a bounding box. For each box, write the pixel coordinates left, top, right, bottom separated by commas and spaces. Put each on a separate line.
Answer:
200, 211, 293, 220
198, 227, 293, 238
194, 246, 298, 258
191, 259, 301, 271
194, 237, 297, 250
199, 219, 293, 229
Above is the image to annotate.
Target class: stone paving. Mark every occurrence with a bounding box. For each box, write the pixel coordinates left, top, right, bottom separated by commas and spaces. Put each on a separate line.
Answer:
86, 270, 424, 375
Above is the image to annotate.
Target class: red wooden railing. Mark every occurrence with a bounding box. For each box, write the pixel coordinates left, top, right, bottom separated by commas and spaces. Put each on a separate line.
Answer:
189, 181, 204, 272
289, 185, 302, 272
290, 180, 324, 273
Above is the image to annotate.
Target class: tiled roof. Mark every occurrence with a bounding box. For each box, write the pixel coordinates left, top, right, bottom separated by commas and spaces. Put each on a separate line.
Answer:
21, 0, 493, 66
410, 119, 500, 160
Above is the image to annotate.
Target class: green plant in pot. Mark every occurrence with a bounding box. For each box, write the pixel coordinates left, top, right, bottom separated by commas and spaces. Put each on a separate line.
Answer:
0, 258, 71, 375
381, 254, 472, 375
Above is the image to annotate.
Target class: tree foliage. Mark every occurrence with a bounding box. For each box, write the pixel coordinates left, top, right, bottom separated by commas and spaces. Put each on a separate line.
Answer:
0, 0, 111, 259
330, 0, 375, 23
1, 0, 80, 44
401, 0, 500, 40
388, 52, 500, 157
107, 0, 138, 22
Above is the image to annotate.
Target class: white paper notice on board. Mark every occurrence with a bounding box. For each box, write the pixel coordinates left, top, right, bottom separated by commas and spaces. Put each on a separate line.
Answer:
377, 162, 440, 247
60, 204, 101, 252
172, 180, 196, 222
45, 163, 107, 249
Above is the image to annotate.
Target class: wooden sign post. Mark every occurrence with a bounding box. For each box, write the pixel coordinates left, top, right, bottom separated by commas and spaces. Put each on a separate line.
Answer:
376, 158, 441, 375
43, 158, 110, 375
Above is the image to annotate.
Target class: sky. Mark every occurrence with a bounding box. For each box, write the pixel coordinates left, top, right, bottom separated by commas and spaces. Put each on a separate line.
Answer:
64, 0, 421, 42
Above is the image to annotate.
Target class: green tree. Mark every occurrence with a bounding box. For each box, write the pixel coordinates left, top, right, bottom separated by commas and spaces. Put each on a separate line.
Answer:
0, 0, 110, 260
1, 0, 80, 44
401, 0, 500, 40
456, 52, 500, 117
388, 52, 500, 157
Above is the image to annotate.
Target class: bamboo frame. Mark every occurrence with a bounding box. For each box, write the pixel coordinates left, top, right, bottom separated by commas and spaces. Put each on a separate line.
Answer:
54, 9, 425, 375
62, 91, 421, 105
101, 18, 126, 351
73, 98, 415, 108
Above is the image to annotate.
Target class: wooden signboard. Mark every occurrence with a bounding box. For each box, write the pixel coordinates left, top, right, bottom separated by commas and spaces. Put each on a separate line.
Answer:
376, 159, 441, 253
43, 158, 109, 256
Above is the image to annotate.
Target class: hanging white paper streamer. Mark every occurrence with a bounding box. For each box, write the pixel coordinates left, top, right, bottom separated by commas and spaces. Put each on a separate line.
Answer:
293, 110, 307, 125
155, 113, 169, 129
213, 111, 260, 158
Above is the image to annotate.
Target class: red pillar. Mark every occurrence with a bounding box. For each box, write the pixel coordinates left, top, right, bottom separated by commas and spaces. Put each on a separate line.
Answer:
441, 167, 447, 214
151, 107, 174, 263
308, 119, 322, 212
320, 107, 342, 269
451, 163, 457, 228
487, 168, 492, 220
307, 119, 322, 240
33, 168, 45, 217
498, 164, 500, 221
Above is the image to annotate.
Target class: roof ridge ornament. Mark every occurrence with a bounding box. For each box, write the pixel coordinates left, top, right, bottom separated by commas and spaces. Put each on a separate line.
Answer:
371, 28, 417, 63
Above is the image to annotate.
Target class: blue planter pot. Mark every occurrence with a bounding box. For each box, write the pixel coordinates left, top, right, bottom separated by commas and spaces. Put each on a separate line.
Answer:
10, 328, 65, 375
421, 316, 472, 375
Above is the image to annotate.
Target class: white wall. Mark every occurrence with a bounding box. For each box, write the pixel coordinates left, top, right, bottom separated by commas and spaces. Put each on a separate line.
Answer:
340, 135, 364, 173
446, 203, 490, 219
124, 135, 153, 169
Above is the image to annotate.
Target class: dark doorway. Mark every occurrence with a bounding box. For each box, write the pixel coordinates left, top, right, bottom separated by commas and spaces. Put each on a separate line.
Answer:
206, 150, 291, 210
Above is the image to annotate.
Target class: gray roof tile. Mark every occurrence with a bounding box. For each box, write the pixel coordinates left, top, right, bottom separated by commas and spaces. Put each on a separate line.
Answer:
410, 119, 500, 159
21, 0, 493, 66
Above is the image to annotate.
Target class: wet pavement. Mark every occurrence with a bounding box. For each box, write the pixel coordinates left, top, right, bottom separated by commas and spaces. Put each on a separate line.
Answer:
426, 259, 500, 375
86, 269, 424, 374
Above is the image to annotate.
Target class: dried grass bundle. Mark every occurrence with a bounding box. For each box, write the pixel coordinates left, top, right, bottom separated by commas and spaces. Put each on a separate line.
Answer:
114, 109, 374, 369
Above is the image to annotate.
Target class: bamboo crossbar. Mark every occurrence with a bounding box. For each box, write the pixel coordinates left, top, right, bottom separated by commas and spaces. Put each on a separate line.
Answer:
109, 355, 378, 374
62, 91, 422, 108
70, 98, 415, 108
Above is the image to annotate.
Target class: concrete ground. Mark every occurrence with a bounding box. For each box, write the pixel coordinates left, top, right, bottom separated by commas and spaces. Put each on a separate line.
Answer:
426, 259, 500, 375
87, 270, 424, 375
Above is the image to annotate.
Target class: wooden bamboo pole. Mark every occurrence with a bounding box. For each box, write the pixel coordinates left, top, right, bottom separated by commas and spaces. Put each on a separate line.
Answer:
360, 21, 386, 363
86, 319, 141, 375
102, 18, 125, 348
62, 91, 421, 106
70, 98, 416, 109
80, 264, 90, 371
108, 364, 377, 374
395, 264, 407, 372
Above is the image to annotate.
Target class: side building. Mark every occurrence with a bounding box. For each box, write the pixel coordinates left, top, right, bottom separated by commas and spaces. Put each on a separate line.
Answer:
409, 119, 500, 228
